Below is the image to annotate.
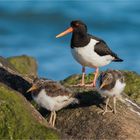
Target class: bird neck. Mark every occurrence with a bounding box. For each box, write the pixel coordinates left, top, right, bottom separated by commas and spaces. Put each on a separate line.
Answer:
31, 88, 43, 97
71, 31, 90, 48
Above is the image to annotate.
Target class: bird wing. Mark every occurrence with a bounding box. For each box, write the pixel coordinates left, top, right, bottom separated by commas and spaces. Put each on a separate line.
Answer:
89, 34, 122, 61
44, 80, 73, 98
53, 95, 72, 103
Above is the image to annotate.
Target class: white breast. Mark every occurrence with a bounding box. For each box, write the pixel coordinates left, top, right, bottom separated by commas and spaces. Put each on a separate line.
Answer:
32, 89, 76, 111
98, 79, 126, 97
71, 39, 114, 68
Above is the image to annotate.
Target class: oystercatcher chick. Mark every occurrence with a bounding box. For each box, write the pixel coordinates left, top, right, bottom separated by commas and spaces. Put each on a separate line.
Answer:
27, 78, 79, 127
56, 20, 123, 87
97, 70, 126, 115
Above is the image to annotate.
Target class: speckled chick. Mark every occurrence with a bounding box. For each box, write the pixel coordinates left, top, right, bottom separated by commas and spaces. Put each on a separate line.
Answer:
97, 70, 126, 115
27, 78, 79, 127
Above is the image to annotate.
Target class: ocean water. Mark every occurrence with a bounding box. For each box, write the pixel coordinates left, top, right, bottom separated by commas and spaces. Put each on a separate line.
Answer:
0, 0, 140, 80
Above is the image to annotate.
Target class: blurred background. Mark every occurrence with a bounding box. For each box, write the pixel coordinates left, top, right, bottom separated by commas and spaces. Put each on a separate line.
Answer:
0, 0, 140, 80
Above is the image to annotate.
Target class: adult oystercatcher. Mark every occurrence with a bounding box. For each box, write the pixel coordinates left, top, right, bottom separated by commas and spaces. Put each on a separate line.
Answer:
56, 20, 123, 87
97, 70, 126, 115
27, 78, 79, 127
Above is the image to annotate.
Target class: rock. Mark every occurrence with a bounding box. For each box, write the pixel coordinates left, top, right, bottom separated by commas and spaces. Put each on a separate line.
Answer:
0, 56, 65, 139
0, 55, 140, 139
0, 83, 61, 139
7, 55, 38, 78
54, 73, 140, 139
0, 56, 33, 100
0, 56, 18, 72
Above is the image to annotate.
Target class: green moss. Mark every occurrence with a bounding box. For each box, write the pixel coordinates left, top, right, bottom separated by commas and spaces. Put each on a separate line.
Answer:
0, 83, 60, 139
7, 55, 38, 77
61, 73, 94, 86
62, 71, 140, 105
123, 71, 140, 104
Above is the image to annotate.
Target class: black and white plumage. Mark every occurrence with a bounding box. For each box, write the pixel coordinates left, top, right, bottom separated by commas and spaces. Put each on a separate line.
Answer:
27, 78, 78, 127
97, 70, 126, 115
56, 20, 123, 87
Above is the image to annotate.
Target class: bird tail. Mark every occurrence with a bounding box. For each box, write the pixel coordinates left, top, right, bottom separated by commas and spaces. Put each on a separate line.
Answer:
71, 98, 79, 104
58, 98, 79, 110
113, 57, 123, 62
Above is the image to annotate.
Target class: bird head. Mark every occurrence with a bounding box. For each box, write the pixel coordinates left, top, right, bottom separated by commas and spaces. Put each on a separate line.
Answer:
56, 20, 87, 38
27, 78, 46, 93
99, 72, 114, 89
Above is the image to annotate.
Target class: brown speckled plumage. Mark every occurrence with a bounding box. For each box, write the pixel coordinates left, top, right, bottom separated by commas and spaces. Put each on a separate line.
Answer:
32, 78, 73, 97
28, 78, 78, 127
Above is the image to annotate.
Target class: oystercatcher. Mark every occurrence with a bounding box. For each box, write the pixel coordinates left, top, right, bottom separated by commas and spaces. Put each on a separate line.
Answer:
56, 20, 123, 87
97, 70, 126, 115
27, 78, 79, 127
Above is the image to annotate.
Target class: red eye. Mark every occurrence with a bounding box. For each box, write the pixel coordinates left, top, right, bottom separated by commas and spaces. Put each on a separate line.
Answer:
75, 23, 80, 27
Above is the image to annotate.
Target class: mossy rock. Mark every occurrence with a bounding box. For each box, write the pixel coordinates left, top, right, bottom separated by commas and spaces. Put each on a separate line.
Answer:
0, 56, 18, 72
41, 71, 140, 139
61, 71, 140, 105
0, 83, 60, 139
55, 73, 140, 139
56, 96, 140, 139
123, 71, 140, 105
61, 73, 94, 86
7, 55, 38, 77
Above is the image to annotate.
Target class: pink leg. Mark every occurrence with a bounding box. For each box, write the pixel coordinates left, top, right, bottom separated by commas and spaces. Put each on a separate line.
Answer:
72, 66, 98, 87
81, 66, 85, 86
72, 66, 85, 87
93, 67, 99, 87
84, 67, 99, 87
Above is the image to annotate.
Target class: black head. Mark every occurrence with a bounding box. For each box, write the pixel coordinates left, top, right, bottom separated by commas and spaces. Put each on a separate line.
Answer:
56, 20, 88, 38
70, 20, 87, 33
56, 20, 90, 47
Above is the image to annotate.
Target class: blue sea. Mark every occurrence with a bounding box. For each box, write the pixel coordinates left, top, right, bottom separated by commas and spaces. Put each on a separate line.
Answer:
0, 0, 140, 80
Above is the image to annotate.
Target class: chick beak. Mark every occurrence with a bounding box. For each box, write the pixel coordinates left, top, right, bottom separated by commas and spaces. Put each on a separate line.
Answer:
56, 27, 73, 38
100, 81, 107, 89
27, 85, 37, 93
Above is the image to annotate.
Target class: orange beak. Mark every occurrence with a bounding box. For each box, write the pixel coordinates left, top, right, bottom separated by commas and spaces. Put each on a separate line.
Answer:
56, 27, 73, 38
26, 85, 37, 93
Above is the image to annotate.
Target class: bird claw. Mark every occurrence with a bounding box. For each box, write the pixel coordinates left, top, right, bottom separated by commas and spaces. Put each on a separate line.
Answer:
102, 110, 114, 115
71, 83, 85, 87
98, 109, 113, 115
48, 121, 53, 126
84, 83, 96, 87
71, 83, 96, 87
113, 110, 117, 114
